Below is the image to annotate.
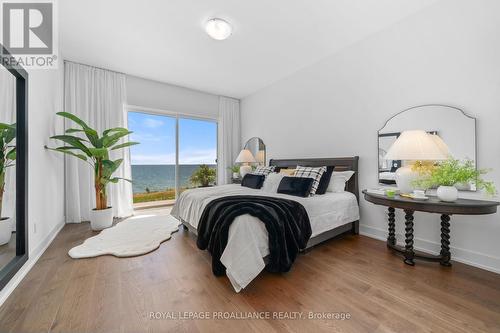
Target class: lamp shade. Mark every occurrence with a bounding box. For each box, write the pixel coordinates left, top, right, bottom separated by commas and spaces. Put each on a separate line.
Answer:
384, 130, 448, 161
429, 133, 451, 157
235, 149, 256, 163
255, 150, 265, 164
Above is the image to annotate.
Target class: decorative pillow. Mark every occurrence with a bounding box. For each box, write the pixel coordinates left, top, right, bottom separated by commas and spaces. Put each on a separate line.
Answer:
327, 171, 355, 193
262, 173, 286, 193
315, 166, 335, 195
294, 166, 327, 196
279, 168, 296, 176
277, 177, 314, 198
241, 174, 265, 189
251, 165, 276, 176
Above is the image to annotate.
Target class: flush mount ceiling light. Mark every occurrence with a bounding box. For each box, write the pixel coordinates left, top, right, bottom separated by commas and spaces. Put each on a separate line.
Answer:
205, 18, 232, 40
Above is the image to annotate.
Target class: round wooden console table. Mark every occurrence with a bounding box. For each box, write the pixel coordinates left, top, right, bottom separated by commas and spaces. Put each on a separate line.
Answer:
362, 190, 499, 266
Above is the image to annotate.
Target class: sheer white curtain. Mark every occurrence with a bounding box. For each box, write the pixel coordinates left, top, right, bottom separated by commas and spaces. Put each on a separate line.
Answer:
0, 69, 16, 230
217, 96, 241, 185
64, 62, 133, 222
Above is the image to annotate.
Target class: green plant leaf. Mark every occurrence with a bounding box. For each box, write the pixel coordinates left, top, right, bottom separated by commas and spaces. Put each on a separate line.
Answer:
49, 135, 92, 156
57, 112, 91, 129
102, 131, 132, 148
413, 158, 497, 195
83, 128, 100, 147
6, 148, 16, 161
3, 128, 16, 144
0, 123, 15, 131
102, 159, 123, 177
45, 147, 88, 162
109, 177, 131, 183
189, 164, 216, 187
103, 127, 129, 136
88, 147, 108, 159
50, 146, 79, 150
110, 141, 139, 150
65, 128, 85, 133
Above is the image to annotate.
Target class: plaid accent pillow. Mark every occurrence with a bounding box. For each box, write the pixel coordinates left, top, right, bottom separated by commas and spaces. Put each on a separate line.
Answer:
251, 165, 276, 176
294, 166, 327, 196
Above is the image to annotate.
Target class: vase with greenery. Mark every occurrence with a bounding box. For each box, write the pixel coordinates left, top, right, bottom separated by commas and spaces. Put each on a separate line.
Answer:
0, 123, 16, 245
46, 112, 139, 230
190, 164, 216, 187
228, 165, 240, 179
413, 158, 496, 202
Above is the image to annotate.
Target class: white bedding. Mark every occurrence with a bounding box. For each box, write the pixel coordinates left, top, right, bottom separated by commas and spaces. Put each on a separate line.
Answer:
171, 184, 359, 292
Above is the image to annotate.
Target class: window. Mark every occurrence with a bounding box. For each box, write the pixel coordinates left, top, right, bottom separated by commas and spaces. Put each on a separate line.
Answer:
127, 108, 217, 206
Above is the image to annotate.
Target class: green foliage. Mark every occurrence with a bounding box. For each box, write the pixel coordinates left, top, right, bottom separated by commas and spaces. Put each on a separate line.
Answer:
133, 189, 176, 203
0, 123, 16, 216
413, 158, 496, 195
228, 165, 240, 173
190, 164, 216, 187
46, 112, 140, 209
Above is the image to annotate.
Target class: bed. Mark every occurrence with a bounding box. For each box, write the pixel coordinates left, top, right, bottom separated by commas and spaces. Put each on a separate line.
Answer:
171, 157, 360, 292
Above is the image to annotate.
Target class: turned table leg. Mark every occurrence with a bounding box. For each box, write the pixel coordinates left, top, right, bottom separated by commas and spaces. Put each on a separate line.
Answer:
387, 207, 396, 247
404, 209, 415, 266
440, 214, 452, 266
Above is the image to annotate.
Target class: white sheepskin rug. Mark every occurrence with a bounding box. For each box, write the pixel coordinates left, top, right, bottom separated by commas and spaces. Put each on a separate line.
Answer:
68, 214, 181, 259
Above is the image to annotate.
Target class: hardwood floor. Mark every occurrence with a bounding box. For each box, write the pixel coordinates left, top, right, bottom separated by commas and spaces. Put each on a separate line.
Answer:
0, 213, 499, 333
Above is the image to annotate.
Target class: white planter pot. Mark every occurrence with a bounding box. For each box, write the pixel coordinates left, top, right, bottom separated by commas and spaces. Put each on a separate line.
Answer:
0, 217, 12, 246
232, 172, 239, 179
90, 207, 114, 231
437, 186, 458, 202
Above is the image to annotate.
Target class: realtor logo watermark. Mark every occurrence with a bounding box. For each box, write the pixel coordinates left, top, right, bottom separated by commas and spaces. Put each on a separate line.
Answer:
0, 0, 58, 68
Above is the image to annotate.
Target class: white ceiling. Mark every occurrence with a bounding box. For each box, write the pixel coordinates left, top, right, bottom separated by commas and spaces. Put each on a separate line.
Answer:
60, 0, 437, 98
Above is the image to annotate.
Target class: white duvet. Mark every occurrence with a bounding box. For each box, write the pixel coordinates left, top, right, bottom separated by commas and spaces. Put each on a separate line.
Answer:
170, 184, 359, 292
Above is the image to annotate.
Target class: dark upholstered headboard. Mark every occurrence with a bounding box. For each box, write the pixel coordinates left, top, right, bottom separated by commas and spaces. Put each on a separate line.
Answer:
269, 156, 359, 202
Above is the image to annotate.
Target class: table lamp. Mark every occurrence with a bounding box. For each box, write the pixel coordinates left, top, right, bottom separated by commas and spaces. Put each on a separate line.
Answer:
255, 150, 265, 165
384, 130, 448, 193
235, 149, 256, 177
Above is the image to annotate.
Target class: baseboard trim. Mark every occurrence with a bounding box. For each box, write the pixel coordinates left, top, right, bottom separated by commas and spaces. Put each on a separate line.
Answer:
360, 224, 500, 274
0, 220, 65, 307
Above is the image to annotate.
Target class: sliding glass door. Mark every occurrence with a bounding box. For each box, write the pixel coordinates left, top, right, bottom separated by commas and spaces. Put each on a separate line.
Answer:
128, 109, 217, 206
128, 112, 177, 205
178, 118, 218, 195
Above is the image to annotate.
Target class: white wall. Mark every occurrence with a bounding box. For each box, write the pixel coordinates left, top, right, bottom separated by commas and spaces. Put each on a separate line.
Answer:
28, 63, 66, 253
241, 0, 500, 272
126, 75, 219, 119
0, 62, 65, 305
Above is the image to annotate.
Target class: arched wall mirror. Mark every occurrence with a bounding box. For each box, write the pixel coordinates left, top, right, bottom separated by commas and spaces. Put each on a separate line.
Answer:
0, 46, 28, 291
378, 104, 476, 189
243, 137, 266, 166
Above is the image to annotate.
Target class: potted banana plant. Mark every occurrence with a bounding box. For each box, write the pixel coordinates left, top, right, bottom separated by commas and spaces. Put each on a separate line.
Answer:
46, 112, 139, 230
0, 123, 16, 245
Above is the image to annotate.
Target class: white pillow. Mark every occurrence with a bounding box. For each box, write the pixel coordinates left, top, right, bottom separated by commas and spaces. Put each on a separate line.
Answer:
327, 171, 355, 193
261, 173, 285, 193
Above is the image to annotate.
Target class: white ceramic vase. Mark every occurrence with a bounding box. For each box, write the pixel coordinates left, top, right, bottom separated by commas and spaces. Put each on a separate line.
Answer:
436, 186, 458, 202
90, 207, 114, 231
240, 165, 252, 178
233, 172, 239, 179
0, 217, 12, 245
394, 165, 419, 194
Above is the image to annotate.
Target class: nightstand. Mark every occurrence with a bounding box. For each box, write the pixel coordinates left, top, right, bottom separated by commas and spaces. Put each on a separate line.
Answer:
231, 178, 242, 184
